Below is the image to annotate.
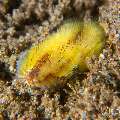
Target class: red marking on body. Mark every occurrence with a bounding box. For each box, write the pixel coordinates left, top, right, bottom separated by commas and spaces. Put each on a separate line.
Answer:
26, 53, 50, 85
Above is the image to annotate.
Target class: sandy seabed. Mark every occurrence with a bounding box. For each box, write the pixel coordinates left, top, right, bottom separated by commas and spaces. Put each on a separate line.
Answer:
0, 0, 120, 119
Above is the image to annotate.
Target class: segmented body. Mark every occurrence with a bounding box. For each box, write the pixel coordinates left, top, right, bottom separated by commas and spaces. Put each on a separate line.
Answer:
17, 21, 105, 88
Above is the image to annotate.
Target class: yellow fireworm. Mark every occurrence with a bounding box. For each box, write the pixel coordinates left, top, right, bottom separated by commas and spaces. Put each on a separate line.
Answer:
17, 20, 105, 88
